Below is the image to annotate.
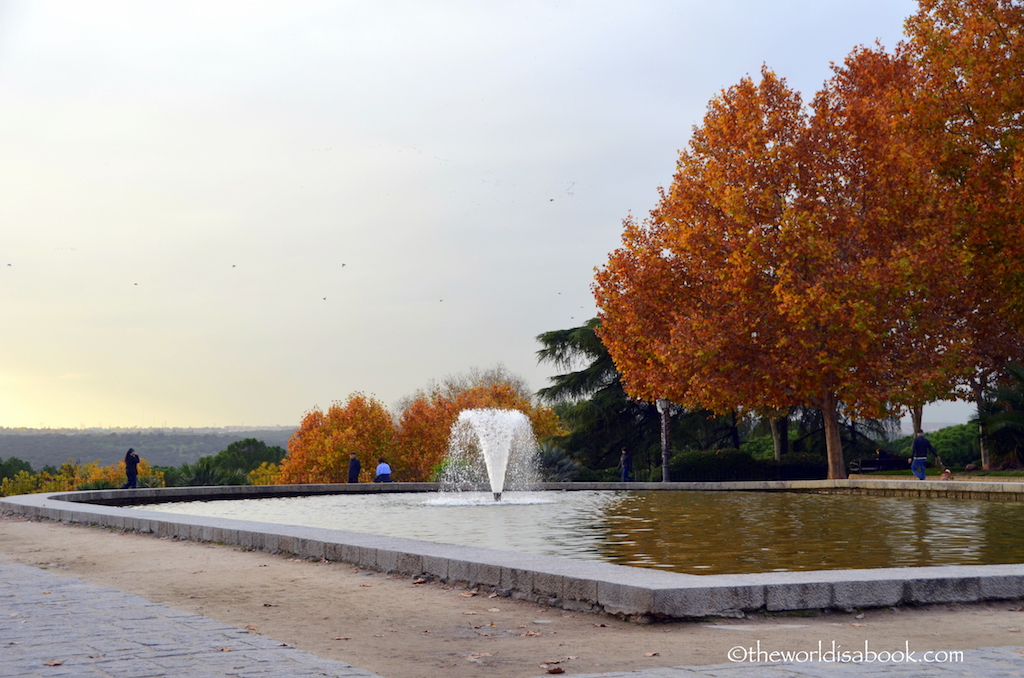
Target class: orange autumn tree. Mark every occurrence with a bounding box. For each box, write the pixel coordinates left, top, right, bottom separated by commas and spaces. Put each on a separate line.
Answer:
277, 393, 397, 484
903, 0, 1024, 468
395, 367, 562, 481
594, 59, 961, 479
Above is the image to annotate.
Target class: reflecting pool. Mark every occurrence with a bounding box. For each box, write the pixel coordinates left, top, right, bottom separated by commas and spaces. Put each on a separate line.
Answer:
137, 490, 1024, 575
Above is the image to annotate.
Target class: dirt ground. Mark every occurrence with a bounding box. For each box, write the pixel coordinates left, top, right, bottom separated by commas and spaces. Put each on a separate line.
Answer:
2, 515, 1023, 678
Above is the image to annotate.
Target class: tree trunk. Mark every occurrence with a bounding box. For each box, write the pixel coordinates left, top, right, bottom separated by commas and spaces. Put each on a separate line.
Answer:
972, 375, 991, 470
660, 406, 671, 482
821, 390, 847, 479
911, 405, 923, 435
729, 410, 741, 449
769, 412, 789, 462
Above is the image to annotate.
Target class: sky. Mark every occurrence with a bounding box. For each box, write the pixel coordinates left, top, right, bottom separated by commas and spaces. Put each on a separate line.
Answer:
0, 0, 973, 430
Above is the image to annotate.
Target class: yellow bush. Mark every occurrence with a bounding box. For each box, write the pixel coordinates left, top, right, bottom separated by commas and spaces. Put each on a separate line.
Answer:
0, 458, 164, 497
248, 462, 281, 485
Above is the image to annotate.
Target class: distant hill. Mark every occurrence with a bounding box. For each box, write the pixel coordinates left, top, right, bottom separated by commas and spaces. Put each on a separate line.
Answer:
0, 427, 296, 470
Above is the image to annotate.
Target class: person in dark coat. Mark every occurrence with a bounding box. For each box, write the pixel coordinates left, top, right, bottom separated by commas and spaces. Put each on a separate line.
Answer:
347, 451, 361, 483
121, 448, 140, 489
909, 430, 936, 480
617, 449, 633, 482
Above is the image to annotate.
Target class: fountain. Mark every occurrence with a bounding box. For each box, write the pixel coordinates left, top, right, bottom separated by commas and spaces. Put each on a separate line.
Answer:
439, 408, 539, 501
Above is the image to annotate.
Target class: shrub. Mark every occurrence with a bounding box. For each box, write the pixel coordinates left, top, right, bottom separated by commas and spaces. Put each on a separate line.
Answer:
667, 449, 827, 482
536, 442, 582, 482
575, 466, 619, 482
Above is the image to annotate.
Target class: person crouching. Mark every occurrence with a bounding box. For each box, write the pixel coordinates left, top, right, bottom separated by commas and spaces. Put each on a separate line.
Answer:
374, 458, 393, 483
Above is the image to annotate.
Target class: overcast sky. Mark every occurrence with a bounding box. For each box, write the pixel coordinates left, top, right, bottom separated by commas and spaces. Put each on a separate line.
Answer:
0, 0, 971, 429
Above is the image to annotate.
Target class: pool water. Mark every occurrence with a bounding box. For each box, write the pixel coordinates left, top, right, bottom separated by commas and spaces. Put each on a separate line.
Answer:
137, 490, 1024, 575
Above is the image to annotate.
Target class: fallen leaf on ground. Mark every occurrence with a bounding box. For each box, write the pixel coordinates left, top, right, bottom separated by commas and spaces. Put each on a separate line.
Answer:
245, 625, 259, 631
216, 647, 232, 652
359, 583, 373, 587
547, 669, 564, 675
644, 652, 660, 657
488, 608, 501, 612
41, 591, 52, 594
332, 637, 351, 641
520, 630, 542, 637
488, 592, 499, 598
1010, 628, 1021, 632
463, 611, 478, 615
851, 623, 866, 627
42, 660, 63, 666
412, 578, 427, 585
594, 623, 607, 627
262, 603, 277, 607
458, 591, 476, 598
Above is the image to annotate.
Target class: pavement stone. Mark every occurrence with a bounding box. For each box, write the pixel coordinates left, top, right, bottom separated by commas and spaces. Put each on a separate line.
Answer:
0, 557, 380, 678
530, 645, 1024, 677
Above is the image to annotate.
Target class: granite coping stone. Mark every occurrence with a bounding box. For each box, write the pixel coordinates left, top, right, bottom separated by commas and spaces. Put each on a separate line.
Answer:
4, 482, 1024, 620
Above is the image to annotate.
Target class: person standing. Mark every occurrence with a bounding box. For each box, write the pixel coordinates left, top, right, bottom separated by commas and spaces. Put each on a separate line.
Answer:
617, 448, 633, 482
347, 451, 361, 483
374, 457, 392, 483
909, 430, 936, 480
121, 448, 140, 489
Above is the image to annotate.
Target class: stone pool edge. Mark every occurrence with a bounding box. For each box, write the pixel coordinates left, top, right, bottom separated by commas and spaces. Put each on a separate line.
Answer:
2, 479, 1023, 621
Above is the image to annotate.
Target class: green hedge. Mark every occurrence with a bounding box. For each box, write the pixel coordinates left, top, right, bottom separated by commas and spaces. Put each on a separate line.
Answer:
664, 449, 827, 482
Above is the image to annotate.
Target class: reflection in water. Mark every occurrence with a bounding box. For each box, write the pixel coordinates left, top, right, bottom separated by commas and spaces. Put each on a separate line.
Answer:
137, 490, 1024, 575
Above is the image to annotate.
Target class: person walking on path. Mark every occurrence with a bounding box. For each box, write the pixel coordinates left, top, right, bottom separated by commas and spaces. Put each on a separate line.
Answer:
373, 458, 392, 483
347, 451, 361, 483
617, 448, 633, 482
909, 430, 936, 480
121, 448, 140, 489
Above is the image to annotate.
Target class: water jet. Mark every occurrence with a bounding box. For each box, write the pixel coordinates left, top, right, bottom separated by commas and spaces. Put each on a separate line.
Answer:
440, 408, 538, 500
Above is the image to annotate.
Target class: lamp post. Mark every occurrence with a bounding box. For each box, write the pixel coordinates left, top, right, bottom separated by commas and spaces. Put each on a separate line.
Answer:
656, 398, 671, 482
